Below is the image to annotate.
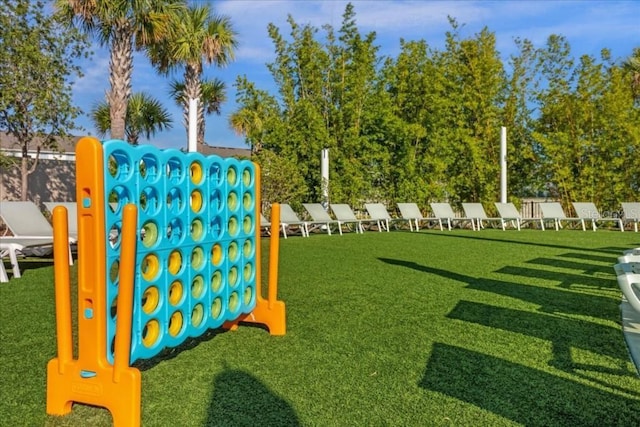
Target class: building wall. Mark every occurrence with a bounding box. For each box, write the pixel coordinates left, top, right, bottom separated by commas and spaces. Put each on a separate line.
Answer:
0, 159, 76, 204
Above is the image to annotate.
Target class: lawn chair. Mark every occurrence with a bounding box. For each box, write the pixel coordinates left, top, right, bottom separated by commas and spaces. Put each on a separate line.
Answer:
44, 202, 79, 239
622, 202, 640, 232
260, 213, 271, 236
461, 203, 502, 231
397, 203, 435, 232
364, 203, 408, 232
329, 204, 378, 234
429, 203, 473, 231
539, 202, 585, 231
571, 202, 624, 232
302, 203, 343, 236
278, 204, 309, 238
0, 201, 74, 281
0, 237, 54, 282
494, 202, 542, 231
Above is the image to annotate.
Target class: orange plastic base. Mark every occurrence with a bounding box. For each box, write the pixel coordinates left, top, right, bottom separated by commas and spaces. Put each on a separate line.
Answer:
46, 358, 141, 426
223, 297, 287, 335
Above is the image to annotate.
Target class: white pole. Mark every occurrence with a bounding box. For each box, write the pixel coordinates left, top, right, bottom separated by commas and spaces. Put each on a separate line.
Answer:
321, 148, 329, 209
500, 126, 507, 203
188, 97, 198, 152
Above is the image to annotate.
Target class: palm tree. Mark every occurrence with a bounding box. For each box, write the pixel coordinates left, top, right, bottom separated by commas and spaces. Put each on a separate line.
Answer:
55, 0, 183, 140
91, 92, 172, 145
149, 4, 237, 147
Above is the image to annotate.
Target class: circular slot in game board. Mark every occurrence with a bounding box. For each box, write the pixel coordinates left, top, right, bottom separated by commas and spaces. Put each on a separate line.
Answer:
141, 253, 161, 281
168, 250, 183, 275
228, 241, 239, 262
228, 266, 238, 287
243, 263, 253, 281
190, 161, 204, 185
140, 153, 160, 183
141, 221, 159, 248
108, 186, 132, 214
228, 292, 239, 313
142, 319, 160, 348
227, 191, 238, 211
142, 286, 160, 314
243, 239, 253, 258
211, 297, 222, 319
209, 162, 222, 185
110, 296, 118, 319
108, 222, 122, 248
244, 286, 253, 305
169, 280, 183, 306
190, 189, 203, 213
211, 243, 223, 266
243, 192, 253, 210
227, 166, 237, 185
243, 215, 253, 234
209, 216, 222, 239
167, 187, 184, 215
109, 260, 120, 285
166, 156, 184, 184
108, 150, 133, 181
191, 304, 204, 327
210, 189, 222, 213
168, 311, 183, 337
191, 246, 205, 270
211, 270, 223, 292
242, 167, 252, 186
190, 217, 204, 241
140, 186, 160, 215
191, 275, 205, 298
167, 217, 185, 246
228, 216, 238, 236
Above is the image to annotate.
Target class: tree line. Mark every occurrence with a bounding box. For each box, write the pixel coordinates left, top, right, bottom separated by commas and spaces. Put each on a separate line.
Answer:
231, 4, 639, 215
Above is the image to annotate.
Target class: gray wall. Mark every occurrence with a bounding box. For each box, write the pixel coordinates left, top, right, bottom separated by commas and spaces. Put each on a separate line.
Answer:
0, 159, 76, 205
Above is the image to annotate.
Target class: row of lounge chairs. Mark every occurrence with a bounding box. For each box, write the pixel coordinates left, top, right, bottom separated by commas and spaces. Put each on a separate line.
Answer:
263, 201, 640, 238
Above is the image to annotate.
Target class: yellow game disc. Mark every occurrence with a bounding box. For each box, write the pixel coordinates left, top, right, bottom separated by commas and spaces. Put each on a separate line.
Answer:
211, 244, 223, 266
191, 246, 204, 270
228, 292, 239, 312
243, 215, 252, 234
190, 161, 203, 184
168, 311, 183, 337
142, 319, 160, 347
227, 167, 237, 185
227, 191, 238, 211
242, 168, 252, 186
228, 242, 238, 262
141, 221, 158, 248
228, 216, 238, 236
243, 240, 252, 257
191, 303, 204, 327
229, 266, 238, 286
190, 218, 204, 241
142, 286, 159, 314
211, 297, 222, 319
169, 280, 183, 305
168, 250, 182, 275
244, 287, 253, 305
190, 189, 203, 213
211, 270, 222, 292
191, 275, 204, 298
141, 253, 160, 281
243, 192, 252, 209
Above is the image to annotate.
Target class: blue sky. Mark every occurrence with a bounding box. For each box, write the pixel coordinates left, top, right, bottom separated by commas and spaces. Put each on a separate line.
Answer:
69, 0, 640, 150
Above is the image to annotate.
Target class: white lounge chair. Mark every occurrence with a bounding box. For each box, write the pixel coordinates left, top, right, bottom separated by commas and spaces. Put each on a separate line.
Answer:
278, 204, 309, 238
44, 202, 79, 239
364, 203, 409, 232
0, 237, 54, 282
260, 213, 271, 236
539, 202, 584, 231
329, 204, 378, 234
397, 203, 435, 231
429, 203, 473, 231
622, 202, 640, 232
571, 202, 624, 232
613, 261, 640, 314
302, 203, 343, 236
0, 201, 75, 282
461, 203, 502, 231
494, 202, 542, 231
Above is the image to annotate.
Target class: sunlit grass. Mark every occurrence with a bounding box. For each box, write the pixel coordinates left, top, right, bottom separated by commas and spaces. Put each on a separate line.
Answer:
1, 229, 639, 426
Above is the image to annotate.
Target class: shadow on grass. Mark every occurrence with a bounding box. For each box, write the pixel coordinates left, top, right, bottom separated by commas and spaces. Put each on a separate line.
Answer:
526, 257, 613, 275
379, 258, 633, 373
496, 265, 618, 291
2, 258, 54, 278
419, 231, 634, 254
206, 366, 300, 426
447, 300, 630, 371
420, 342, 640, 426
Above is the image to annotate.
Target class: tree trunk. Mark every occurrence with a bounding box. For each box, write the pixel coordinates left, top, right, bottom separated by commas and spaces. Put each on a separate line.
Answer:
107, 22, 133, 141
184, 64, 203, 144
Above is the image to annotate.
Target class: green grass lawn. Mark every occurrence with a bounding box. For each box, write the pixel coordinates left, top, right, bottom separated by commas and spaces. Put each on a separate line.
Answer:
1, 229, 639, 426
